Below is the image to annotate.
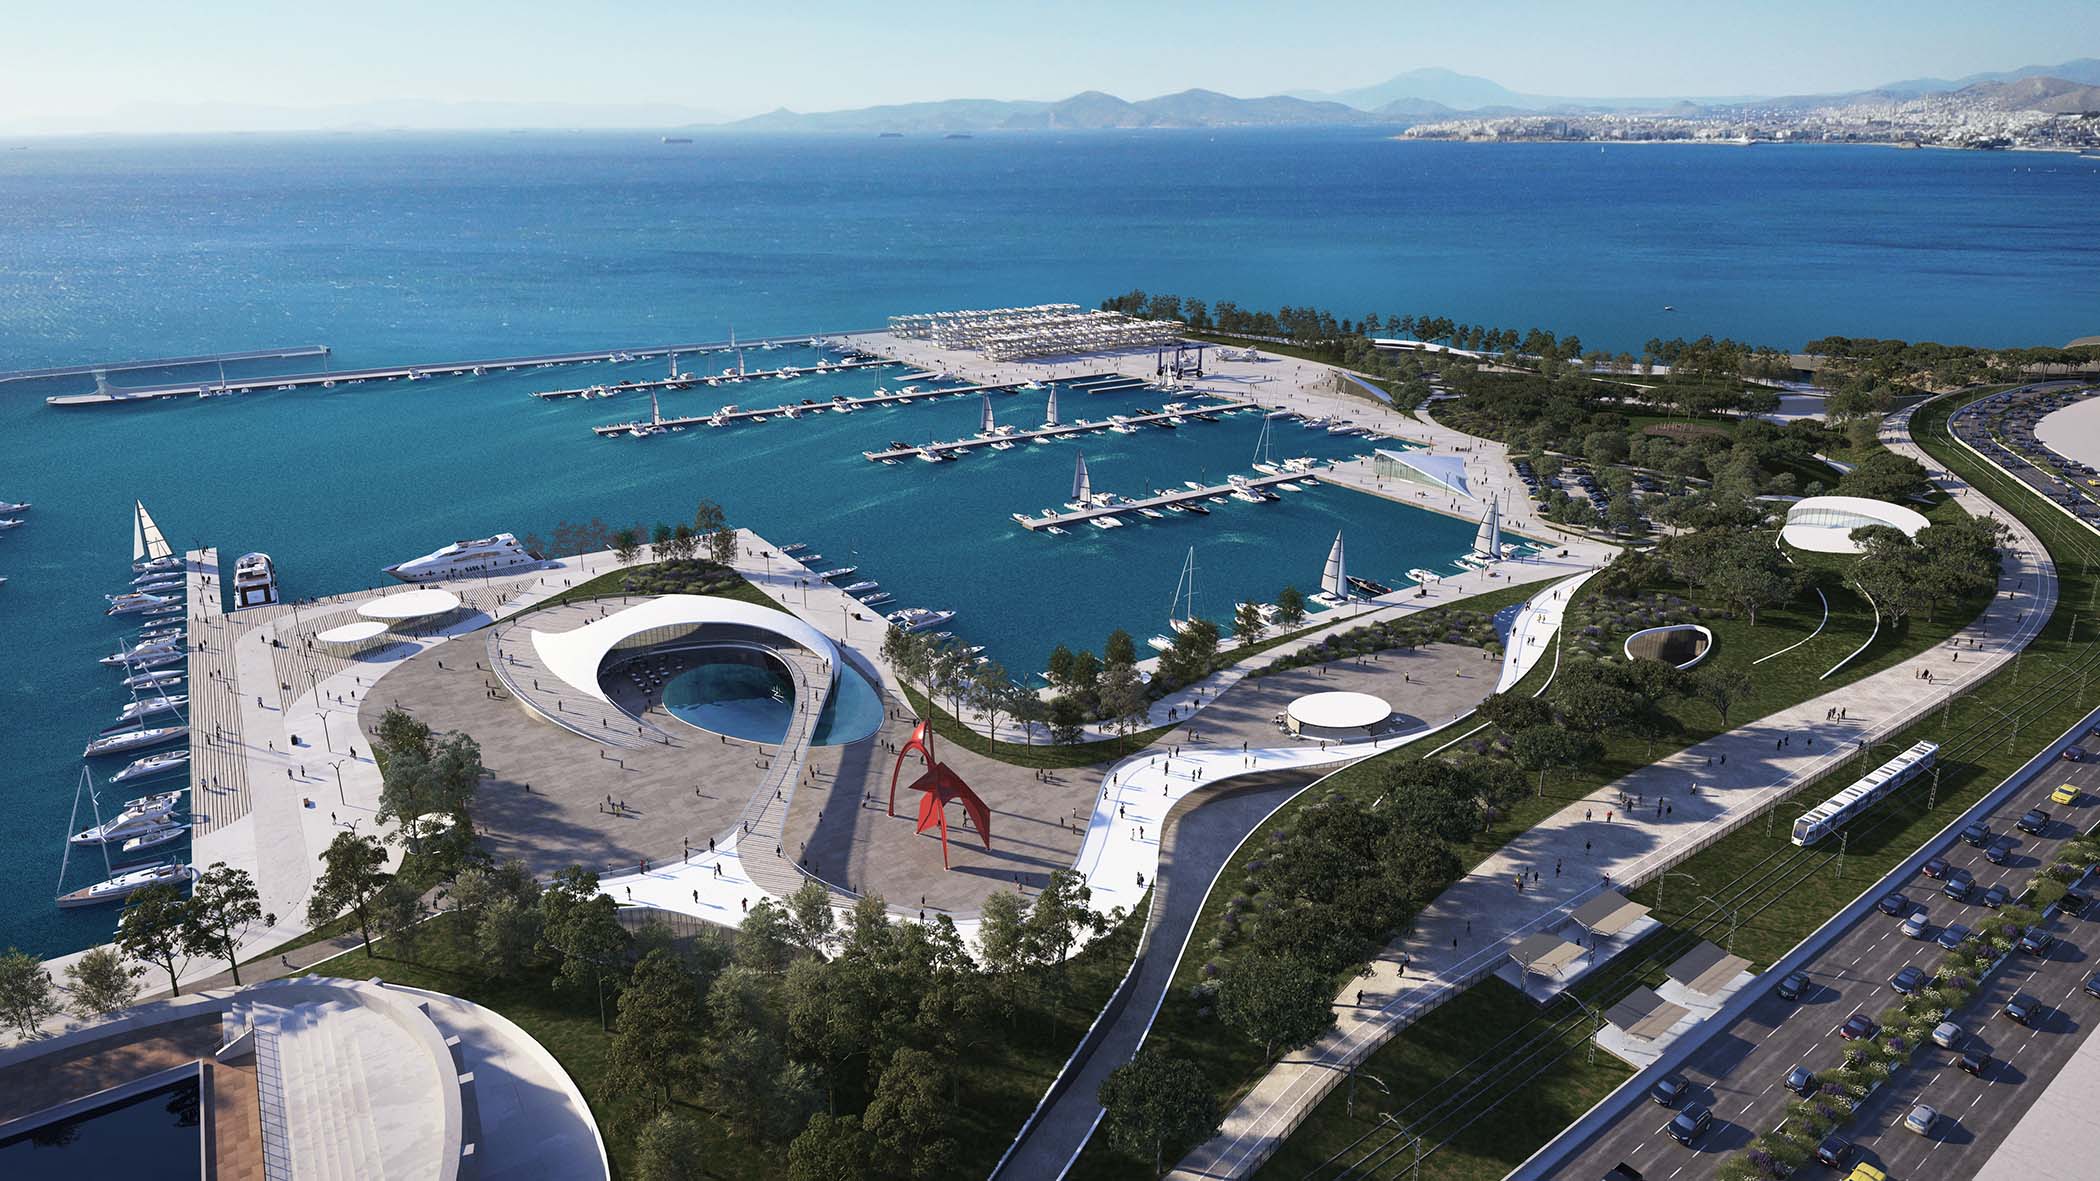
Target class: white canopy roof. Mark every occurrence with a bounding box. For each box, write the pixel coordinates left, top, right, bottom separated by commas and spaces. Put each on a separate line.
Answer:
1287, 691, 1392, 731
316, 621, 389, 644
1782, 495, 1931, 555
529, 594, 840, 705
358, 589, 464, 621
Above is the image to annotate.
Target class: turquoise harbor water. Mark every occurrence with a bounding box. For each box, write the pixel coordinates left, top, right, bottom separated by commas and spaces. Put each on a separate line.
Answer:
662, 655, 886, 747
2, 129, 2096, 957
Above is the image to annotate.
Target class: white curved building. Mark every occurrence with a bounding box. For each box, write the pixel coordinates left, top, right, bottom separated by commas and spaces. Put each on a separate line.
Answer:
529, 594, 842, 705
1285, 690, 1393, 742
1780, 495, 1930, 554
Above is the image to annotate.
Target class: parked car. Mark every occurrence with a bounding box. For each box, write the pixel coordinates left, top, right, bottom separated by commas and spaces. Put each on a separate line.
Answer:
1901, 910, 1930, 938
1649, 1074, 1689, 1107
2052, 782, 2082, 806
1814, 1134, 1853, 1167
1838, 1013, 1879, 1040
1958, 1049, 1992, 1076
1845, 1165, 1886, 1181
2020, 927, 2055, 954
1904, 1103, 1940, 1136
1775, 971, 1810, 1001
1877, 891, 1910, 916
1944, 868, 1976, 900
1983, 883, 2012, 908
2003, 994, 2039, 1025
2058, 889, 2089, 916
2017, 808, 2051, 834
1921, 854, 1951, 879
1890, 965, 1928, 994
1784, 1064, 1817, 1095
1667, 1104, 1713, 1145
2062, 746, 2088, 762
1961, 820, 1993, 846
1986, 834, 2019, 864
1603, 1167, 1642, 1181
1932, 1020, 1964, 1049
1936, 922, 1972, 950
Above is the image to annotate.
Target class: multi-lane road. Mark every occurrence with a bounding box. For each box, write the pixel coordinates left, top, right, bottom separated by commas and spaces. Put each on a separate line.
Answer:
1561, 742, 2100, 1180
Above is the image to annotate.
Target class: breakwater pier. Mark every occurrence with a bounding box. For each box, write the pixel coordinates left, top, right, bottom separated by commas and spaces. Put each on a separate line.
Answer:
535, 357, 899, 399
588, 380, 1029, 436
0, 345, 332, 386
857, 399, 1260, 461
1013, 467, 1317, 530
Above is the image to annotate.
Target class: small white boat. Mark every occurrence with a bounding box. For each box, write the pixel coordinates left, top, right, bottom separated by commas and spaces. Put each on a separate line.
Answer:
991, 440, 1016, 451
839, 580, 880, 594
0, 501, 28, 514
83, 724, 187, 758
1139, 508, 1166, 519
116, 694, 188, 723
56, 863, 197, 909
103, 642, 183, 669
118, 822, 191, 859
111, 749, 189, 782
71, 798, 182, 846
105, 591, 175, 616
1278, 482, 1305, 492
1089, 515, 1126, 529
1045, 526, 1070, 536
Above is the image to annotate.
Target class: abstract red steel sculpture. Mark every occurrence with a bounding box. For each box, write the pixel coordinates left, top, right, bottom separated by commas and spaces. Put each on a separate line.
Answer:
889, 720, 993, 868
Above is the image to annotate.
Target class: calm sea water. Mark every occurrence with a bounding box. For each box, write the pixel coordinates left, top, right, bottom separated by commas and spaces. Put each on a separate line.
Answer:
2, 129, 2094, 957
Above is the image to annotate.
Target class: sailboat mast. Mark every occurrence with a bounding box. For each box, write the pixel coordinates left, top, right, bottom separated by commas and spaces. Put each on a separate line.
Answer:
1044, 385, 1059, 427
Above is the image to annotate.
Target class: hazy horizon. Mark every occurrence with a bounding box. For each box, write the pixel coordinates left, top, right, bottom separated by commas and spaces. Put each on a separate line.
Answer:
3, 0, 2096, 135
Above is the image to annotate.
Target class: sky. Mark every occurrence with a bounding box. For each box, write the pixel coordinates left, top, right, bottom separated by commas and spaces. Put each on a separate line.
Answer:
3, 0, 2097, 133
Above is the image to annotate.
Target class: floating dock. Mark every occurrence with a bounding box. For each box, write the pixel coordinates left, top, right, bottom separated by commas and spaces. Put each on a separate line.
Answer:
536, 357, 898, 399
858, 400, 1259, 461
590, 380, 1028, 436
0, 345, 333, 386
1015, 468, 1320, 530
43, 331, 875, 406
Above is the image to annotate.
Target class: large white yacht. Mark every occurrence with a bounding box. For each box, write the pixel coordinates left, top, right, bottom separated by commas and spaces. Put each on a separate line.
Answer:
232, 551, 280, 609
383, 532, 542, 583
56, 862, 197, 908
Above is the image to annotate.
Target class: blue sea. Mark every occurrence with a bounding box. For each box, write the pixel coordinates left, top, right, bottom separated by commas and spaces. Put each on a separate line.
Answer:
2, 128, 2096, 958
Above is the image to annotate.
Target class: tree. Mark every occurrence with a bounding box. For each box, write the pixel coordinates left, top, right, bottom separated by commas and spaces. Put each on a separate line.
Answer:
478, 895, 543, 981
785, 879, 838, 955
1512, 725, 1599, 795
1023, 869, 1098, 991
612, 528, 642, 565
1098, 1049, 1222, 1178
970, 661, 1015, 740
1098, 660, 1149, 736
708, 1024, 820, 1141
65, 945, 142, 1019
1475, 692, 1553, 735
539, 866, 630, 1003
1009, 691, 1050, 746
1276, 585, 1307, 627
1234, 601, 1269, 646
375, 707, 434, 761
1047, 694, 1087, 745
634, 1110, 713, 1181
606, 949, 705, 1116
669, 522, 696, 561
1840, 449, 1930, 503
862, 1047, 958, 1178
116, 885, 192, 996
308, 832, 389, 953
709, 525, 739, 566
1385, 759, 1483, 842
693, 498, 727, 536
650, 522, 674, 558
788, 1114, 871, 1181
1104, 628, 1139, 667
1692, 665, 1754, 727
1217, 953, 1334, 1060
0, 947, 60, 1040
184, 863, 268, 986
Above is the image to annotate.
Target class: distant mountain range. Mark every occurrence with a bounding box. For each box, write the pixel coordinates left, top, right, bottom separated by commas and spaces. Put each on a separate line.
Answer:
706, 59, 2100, 134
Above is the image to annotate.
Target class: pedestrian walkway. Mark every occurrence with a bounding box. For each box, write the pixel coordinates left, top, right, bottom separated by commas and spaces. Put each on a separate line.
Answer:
1166, 402, 2058, 1180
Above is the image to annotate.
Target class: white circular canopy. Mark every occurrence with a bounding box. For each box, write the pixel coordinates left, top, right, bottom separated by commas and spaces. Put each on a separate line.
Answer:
358, 588, 464, 621
1781, 495, 1930, 555
317, 620, 389, 644
1288, 691, 1393, 731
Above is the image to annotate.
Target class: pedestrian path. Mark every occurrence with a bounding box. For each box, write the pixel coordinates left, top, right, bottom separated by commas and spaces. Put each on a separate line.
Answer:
1167, 404, 2058, 1180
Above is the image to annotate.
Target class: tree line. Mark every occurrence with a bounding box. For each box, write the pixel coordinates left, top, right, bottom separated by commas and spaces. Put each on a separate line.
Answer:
530, 500, 738, 566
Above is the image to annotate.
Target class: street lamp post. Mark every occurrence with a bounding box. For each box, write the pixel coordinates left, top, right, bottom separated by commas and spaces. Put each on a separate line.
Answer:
329, 758, 347, 806
1346, 1066, 1389, 1119
1658, 872, 1699, 920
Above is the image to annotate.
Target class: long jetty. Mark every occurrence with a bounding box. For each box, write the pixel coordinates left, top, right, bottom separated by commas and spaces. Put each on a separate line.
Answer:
537, 357, 899, 399
1015, 468, 1318, 530
43, 331, 879, 407
858, 400, 1259, 461
0, 345, 332, 386
590, 380, 1026, 436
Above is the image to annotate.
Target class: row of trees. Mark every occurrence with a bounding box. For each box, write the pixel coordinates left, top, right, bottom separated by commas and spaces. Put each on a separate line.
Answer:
1851, 515, 2007, 626
532, 501, 736, 564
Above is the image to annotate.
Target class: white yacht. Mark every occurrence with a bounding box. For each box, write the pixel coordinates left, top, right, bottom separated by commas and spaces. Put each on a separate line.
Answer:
83, 724, 187, 758
885, 607, 957, 633
118, 822, 191, 859
112, 749, 189, 783
105, 591, 176, 616
71, 796, 183, 845
56, 862, 197, 908
116, 693, 188, 724
383, 532, 541, 583
0, 501, 27, 514
232, 551, 280, 609
0, 518, 22, 530
102, 638, 182, 667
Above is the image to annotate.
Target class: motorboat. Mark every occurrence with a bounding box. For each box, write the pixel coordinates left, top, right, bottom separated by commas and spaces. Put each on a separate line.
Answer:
0, 518, 22, 530
103, 642, 183, 669
862, 592, 895, 605
384, 532, 542, 583
105, 591, 175, 616
1138, 508, 1166, 519
55, 863, 197, 909
0, 501, 27, 514
142, 602, 184, 617
83, 724, 188, 758
116, 694, 188, 723
781, 542, 811, 554
131, 568, 180, 587
1347, 576, 1395, 597
885, 607, 957, 633
111, 749, 189, 783
839, 581, 880, 594
71, 797, 183, 845
118, 822, 191, 859
1089, 515, 1126, 529
817, 567, 859, 581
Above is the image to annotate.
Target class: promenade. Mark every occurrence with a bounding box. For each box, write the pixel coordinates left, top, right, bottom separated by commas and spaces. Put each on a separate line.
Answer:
1164, 396, 2056, 1179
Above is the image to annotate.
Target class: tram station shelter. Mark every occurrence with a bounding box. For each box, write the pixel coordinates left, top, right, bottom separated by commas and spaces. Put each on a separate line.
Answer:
1605, 986, 1691, 1041
1571, 892, 1651, 940
1509, 933, 1586, 982
1665, 941, 1754, 998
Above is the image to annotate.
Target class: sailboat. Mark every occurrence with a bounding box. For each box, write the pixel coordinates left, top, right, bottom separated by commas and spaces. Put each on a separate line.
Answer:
1252, 417, 1279, 473
1471, 496, 1502, 562
1150, 548, 1199, 651
1066, 451, 1096, 511
54, 768, 196, 909
131, 500, 178, 574
1042, 385, 1061, 430
1312, 532, 1349, 607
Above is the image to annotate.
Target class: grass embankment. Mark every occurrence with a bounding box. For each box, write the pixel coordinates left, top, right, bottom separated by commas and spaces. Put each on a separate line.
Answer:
309, 907, 1141, 1180
521, 557, 784, 616
1246, 389, 2100, 1181
1076, 516, 1991, 1176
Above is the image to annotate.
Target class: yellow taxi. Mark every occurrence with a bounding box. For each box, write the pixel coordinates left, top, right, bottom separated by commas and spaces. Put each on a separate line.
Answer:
2051, 782, 2081, 806
1846, 1164, 1888, 1181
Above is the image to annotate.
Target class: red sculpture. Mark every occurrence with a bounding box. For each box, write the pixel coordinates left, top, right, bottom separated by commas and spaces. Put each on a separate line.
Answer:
889, 720, 993, 868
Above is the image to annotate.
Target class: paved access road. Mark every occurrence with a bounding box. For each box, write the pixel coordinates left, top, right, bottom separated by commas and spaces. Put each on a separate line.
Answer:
1561, 745, 2100, 1181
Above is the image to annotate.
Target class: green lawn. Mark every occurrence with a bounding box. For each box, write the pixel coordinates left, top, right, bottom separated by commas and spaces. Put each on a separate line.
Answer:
1236, 388, 2100, 1181
308, 905, 1142, 1180
520, 558, 784, 616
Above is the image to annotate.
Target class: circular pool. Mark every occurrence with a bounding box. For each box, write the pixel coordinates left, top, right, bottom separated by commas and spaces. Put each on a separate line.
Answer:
659, 653, 883, 747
